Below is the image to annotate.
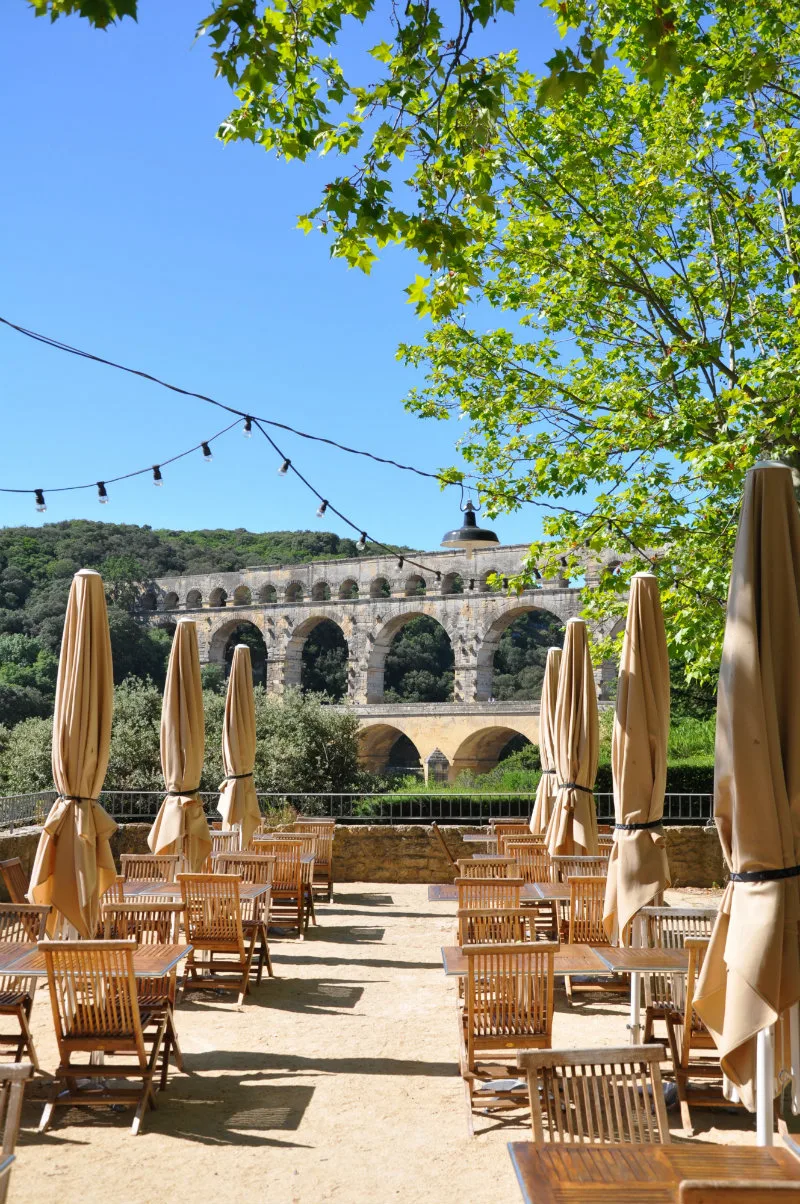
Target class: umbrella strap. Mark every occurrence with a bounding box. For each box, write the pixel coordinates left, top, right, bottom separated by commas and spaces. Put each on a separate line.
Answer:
166, 787, 201, 796
615, 819, 663, 831
542, 769, 556, 775
558, 782, 594, 794
59, 795, 97, 803
222, 773, 253, 782
730, 864, 800, 883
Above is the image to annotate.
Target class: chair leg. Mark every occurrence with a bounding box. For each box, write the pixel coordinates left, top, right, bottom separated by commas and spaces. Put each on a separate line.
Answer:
564, 974, 573, 1004
18, 1004, 40, 1073
38, 1099, 55, 1134
463, 1078, 475, 1138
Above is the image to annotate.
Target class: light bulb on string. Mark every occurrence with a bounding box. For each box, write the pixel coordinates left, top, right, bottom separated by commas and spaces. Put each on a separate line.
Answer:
97, 482, 108, 504
356, 532, 367, 552
243, 416, 253, 438
34, 489, 46, 513
201, 442, 213, 463
316, 500, 328, 518
278, 459, 291, 476
152, 465, 163, 487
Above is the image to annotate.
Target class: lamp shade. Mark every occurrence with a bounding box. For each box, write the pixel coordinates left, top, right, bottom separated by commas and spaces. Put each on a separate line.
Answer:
440, 501, 499, 550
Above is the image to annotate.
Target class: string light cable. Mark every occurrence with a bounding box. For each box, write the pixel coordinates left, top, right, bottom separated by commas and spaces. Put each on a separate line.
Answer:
0, 313, 469, 491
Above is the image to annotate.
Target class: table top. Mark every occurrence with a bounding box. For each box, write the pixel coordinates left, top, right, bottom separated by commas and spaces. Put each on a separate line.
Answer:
507, 1143, 800, 1204
428, 883, 541, 902
592, 946, 689, 974
441, 945, 611, 977
123, 880, 271, 901
462, 834, 499, 845
533, 882, 571, 901
0, 942, 191, 979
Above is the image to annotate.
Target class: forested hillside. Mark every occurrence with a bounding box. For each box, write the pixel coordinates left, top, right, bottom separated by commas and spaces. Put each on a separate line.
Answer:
0, 521, 380, 727
0, 519, 562, 730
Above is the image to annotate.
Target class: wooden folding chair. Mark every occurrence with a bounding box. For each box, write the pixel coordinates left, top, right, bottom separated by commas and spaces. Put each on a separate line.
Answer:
0, 1062, 34, 1204
456, 858, 515, 879
459, 941, 556, 1135
120, 855, 179, 883
565, 876, 626, 1001
294, 819, 335, 901
0, 904, 50, 1070
0, 861, 28, 906
679, 1184, 800, 1202
257, 833, 317, 928
213, 853, 276, 978
635, 907, 718, 1045
39, 940, 169, 1135
665, 936, 735, 1136
102, 902, 185, 1089
252, 839, 307, 937
505, 841, 551, 884
455, 877, 523, 912
517, 1045, 671, 1144
178, 875, 260, 1004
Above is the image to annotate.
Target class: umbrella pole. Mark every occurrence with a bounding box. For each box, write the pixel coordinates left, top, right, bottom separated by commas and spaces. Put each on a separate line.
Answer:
756, 1024, 775, 1146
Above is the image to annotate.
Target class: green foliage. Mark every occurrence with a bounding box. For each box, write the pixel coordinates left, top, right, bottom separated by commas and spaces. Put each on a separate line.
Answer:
492, 611, 564, 699
28, 0, 135, 26
384, 617, 454, 703
0, 679, 369, 795
301, 620, 348, 700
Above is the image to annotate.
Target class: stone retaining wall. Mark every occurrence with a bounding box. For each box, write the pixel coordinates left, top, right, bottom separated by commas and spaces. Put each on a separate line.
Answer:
0, 822, 726, 896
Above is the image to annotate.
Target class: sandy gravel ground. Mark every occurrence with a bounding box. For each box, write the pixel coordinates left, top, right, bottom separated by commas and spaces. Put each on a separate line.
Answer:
12, 883, 757, 1204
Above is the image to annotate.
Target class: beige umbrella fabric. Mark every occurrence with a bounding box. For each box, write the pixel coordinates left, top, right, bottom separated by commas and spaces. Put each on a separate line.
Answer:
545, 618, 599, 857
603, 573, 671, 942
530, 647, 562, 834
148, 620, 211, 873
218, 644, 261, 850
694, 462, 800, 1111
29, 569, 118, 937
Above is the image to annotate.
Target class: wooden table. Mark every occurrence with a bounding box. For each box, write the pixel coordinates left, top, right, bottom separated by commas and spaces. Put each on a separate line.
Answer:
462, 834, 498, 849
592, 946, 690, 1044
123, 880, 271, 903
428, 883, 542, 902
0, 942, 192, 978
441, 945, 611, 978
507, 1143, 800, 1203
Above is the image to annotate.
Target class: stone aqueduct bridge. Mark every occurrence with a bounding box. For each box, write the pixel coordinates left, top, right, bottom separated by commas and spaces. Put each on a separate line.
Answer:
144, 544, 617, 779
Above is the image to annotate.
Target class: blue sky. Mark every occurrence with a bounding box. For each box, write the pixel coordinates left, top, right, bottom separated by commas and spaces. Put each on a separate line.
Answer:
0, 2, 556, 554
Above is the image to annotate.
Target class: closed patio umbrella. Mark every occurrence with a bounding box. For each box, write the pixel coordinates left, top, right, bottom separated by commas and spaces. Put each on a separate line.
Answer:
545, 618, 599, 857
694, 462, 800, 1120
148, 620, 211, 872
218, 644, 261, 850
530, 647, 561, 834
603, 573, 670, 943
29, 569, 117, 936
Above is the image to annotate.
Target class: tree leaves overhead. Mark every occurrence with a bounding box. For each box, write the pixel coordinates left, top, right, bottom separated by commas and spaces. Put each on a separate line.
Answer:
29, 0, 136, 27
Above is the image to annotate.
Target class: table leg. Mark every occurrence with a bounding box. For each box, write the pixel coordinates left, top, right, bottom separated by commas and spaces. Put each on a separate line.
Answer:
628, 971, 641, 1044
790, 1003, 800, 1116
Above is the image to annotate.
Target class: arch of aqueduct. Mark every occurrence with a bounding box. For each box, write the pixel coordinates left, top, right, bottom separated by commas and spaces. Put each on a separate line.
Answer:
143, 544, 619, 780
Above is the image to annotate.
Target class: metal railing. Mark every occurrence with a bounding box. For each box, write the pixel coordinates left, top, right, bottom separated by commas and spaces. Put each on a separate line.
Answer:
0, 789, 714, 829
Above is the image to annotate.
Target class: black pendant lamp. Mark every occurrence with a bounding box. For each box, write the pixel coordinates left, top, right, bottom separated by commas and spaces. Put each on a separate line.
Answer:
440, 500, 500, 553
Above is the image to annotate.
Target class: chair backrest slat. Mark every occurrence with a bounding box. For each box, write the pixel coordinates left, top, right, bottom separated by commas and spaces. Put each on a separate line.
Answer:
567, 876, 608, 945
214, 853, 276, 886
293, 822, 333, 864
518, 1045, 670, 1144
250, 840, 302, 889
637, 907, 717, 1013
456, 858, 515, 879
177, 874, 245, 950
120, 855, 179, 883
455, 877, 523, 911
552, 855, 608, 882
504, 842, 551, 884
0, 904, 50, 995
457, 906, 533, 944
41, 940, 146, 1062
463, 942, 556, 1062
